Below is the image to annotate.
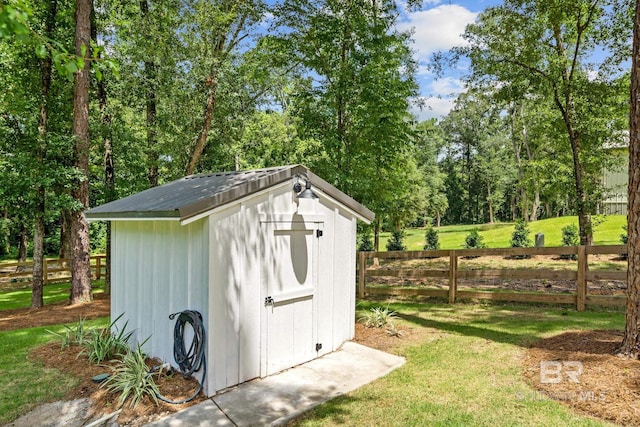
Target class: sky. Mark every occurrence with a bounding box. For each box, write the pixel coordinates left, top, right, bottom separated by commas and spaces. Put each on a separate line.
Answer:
397, 0, 503, 121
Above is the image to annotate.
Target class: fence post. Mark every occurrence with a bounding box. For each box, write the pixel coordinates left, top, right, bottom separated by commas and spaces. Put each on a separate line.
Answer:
358, 251, 366, 299
449, 250, 457, 304
43, 259, 48, 285
95, 256, 102, 280
577, 245, 587, 311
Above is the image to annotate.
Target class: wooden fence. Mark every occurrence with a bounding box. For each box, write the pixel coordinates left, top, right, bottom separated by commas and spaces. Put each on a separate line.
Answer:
357, 245, 627, 311
0, 255, 106, 287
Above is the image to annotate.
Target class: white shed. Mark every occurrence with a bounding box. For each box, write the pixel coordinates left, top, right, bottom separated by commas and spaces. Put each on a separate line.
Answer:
85, 165, 374, 395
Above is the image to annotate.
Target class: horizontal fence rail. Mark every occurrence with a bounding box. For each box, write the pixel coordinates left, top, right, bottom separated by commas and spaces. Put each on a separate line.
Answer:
0, 255, 106, 288
357, 245, 627, 311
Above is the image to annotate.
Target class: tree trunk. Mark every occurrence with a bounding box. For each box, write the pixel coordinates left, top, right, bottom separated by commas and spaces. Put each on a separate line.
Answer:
32, 0, 57, 309
185, 36, 227, 176
510, 103, 527, 220
185, 77, 218, 175
373, 217, 380, 252
487, 184, 494, 224
529, 190, 540, 222
140, 0, 159, 187
32, 210, 45, 309
551, 23, 593, 246
58, 210, 73, 262
15, 225, 28, 273
70, 0, 93, 304
620, 0, 640, 358
98, 43, 114, 296
17, 225, 27, 263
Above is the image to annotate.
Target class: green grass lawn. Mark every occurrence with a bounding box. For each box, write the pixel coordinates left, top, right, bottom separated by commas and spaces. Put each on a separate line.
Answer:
0, 318, 109, 424
0, 301, 626, 425
0, 280, 105, 311
379, 215, 627, 251
295, 301, 624, 426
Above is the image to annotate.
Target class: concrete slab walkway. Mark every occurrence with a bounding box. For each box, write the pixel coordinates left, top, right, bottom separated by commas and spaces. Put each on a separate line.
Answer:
147, 342, 405, 426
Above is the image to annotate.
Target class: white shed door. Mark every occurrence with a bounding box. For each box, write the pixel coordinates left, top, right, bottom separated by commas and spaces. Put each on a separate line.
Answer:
262, 221, 320, 376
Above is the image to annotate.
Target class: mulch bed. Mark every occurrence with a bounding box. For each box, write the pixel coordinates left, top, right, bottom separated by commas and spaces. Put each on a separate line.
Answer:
523, 330, 640, 426
0, 293, 110, 332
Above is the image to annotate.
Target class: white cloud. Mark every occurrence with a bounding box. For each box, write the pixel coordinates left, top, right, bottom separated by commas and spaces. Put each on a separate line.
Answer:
410, 96, 456, 121
416, 65, 433, 76
398, 4, 478, 62
430, 77, 465, 96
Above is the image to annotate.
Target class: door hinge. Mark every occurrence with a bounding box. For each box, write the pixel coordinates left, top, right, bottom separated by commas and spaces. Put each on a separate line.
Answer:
265, 296, 274, 306
315, 343, 323, 352
316, 229, 323, 238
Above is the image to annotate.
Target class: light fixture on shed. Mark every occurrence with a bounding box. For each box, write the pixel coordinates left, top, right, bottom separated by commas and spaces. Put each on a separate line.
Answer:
296, 179, 319, 199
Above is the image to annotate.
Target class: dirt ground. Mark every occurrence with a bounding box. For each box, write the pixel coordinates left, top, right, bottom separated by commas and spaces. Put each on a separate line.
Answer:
4, 297, 639, 426
0, 294, 111, 332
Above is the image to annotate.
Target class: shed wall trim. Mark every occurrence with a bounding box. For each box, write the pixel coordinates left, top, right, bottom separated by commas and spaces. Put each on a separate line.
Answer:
259, 213, 325, 223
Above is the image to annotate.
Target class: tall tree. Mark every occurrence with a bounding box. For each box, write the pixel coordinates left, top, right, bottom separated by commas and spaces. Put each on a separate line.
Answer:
32, 0, 59, 309
620, 0, 640, 358
277, 0, 423, 246
183, 0, 265, 175
70, 0, 92, 304
439, 91, 512, 224
449, 0, 630, 244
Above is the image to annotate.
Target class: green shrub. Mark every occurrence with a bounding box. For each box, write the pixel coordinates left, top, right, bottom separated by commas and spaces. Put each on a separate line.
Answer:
386, 230, 407, 251
464, 229, 486, 249
510, 219, 532, 248
424, 224, 440, 250
359, 305, 398, 328
102, 343, 161, 408
83, 314, 133, 364
621, 225, 628, 260
358, 231, 374, 252
561, 224, 580, 247
560, 224, 579, 260
47, 318, 89, 349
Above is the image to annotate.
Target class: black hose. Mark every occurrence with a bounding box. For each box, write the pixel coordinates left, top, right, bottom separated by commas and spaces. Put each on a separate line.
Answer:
154, 310, 207, 404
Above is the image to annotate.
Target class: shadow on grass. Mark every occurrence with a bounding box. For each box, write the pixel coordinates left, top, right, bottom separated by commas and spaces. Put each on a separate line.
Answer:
396, 312, 545, 347
289, 394, 373, 425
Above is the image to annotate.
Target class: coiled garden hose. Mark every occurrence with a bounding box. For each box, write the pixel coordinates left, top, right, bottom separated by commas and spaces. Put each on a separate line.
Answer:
154, 310, 207, 404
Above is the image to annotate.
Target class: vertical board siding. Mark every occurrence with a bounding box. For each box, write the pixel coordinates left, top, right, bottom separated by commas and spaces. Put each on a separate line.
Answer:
332, 209, 356, 347
112, 179, 362, 396
111, 220, 208, 388
209, 203, 243, 392
315, 203, 335, 355
238, 199, 262, 383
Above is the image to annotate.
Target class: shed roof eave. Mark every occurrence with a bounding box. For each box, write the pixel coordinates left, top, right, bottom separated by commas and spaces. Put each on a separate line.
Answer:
84, 210, 180, 221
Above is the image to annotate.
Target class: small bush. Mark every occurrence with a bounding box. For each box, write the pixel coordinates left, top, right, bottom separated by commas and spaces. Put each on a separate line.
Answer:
385, 322, 404, 337
464, 229, 486, 249
47, 318, 89, 349
102, 343, 161, 408
510, 219, 532, 248
560, 224, 579, 260
358, 231, 374, 252
359, 305, 398, 328
424, 224, 440, 250
386, 230, 407, 251
83, 314, 133, 364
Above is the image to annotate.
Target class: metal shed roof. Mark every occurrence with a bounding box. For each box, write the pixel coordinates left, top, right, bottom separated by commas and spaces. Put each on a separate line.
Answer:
85, 165, 374, 223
